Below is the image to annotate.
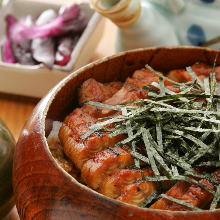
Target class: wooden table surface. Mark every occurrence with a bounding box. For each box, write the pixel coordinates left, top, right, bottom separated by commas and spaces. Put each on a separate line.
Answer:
2, 8, 117, 219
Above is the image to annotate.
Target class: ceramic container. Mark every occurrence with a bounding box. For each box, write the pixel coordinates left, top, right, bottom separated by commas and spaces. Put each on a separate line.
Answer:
0, 0, 104, 98
0, 119, 16, 219
91, 0, 220, 52
13, 46, 220, 219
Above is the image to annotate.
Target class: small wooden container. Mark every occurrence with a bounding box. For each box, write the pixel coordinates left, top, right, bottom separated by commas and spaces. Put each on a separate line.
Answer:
13, 47, 220, 219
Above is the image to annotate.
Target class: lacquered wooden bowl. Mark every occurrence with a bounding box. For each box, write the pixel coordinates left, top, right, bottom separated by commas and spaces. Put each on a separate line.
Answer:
13, 47, 220, 220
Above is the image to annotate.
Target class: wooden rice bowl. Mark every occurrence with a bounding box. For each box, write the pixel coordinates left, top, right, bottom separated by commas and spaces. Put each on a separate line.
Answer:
13, 46, 220, 219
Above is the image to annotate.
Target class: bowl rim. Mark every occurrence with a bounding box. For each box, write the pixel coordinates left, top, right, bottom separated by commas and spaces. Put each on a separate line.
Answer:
41, 46, 220, 215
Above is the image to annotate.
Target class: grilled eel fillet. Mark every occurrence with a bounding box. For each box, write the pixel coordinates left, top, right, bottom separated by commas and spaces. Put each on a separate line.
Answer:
59, 79, 124, 169
167, 62, 220, 83
100, 168, 157, 206
78, 78, 123, 105
59, 107, 124, 169
100, 168, 154, 199
150, 181, 191, 210
167, 169, 219, 211
81, 146, 134, 190
150, 169, 220, 210
117, 180, 156, 206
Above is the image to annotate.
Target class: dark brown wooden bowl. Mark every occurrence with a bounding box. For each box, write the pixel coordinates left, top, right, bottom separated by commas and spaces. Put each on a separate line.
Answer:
13, 46, 220, 220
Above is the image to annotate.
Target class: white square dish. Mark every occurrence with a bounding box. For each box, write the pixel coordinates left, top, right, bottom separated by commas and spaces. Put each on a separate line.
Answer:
0, 0, 104, 98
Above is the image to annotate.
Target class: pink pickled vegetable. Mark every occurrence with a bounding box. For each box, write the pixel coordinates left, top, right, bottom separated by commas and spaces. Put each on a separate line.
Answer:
7, 15, 33, 43
35, 9, 57, 25
11, 41, 36, 65
5, 15, 17, 37
31, 9, 57, 68
18, 4, 87, 41
7, 15, 36, 65
1, 15, 34, 64
31, 37, 55, 67
1, 40, 16, 63
1, 15, 17, 63
55, 35, 79, 66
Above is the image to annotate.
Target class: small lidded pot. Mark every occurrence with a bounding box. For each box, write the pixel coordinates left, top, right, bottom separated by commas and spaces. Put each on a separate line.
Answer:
0, 119, 16, 219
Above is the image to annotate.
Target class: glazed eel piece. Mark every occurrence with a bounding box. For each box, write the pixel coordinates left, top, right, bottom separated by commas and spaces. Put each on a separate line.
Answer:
100, 168, 154, 199
150, 181, 191, 210
99, 167, 157, 206
167, 62, 220, 83
150, 169, 220, 210
59, 79, 124, 169
59, 107, 124, 169
78, 78, 123, 105
167, 169, 220, 211
117, 179, 157, 206
81, 146, 134, 190
81, 148, 159, 204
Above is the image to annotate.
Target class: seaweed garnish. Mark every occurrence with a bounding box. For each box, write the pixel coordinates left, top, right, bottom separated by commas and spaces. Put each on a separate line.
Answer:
81, 60, 220, 210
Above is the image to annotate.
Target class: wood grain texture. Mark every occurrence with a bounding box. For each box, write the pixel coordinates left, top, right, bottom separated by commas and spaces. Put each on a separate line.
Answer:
0, 94, 39, 141
13, 47, 220, 219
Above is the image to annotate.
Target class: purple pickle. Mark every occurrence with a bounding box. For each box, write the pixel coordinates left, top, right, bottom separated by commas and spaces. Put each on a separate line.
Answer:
1, 16, 17, 63
20, 4, 88, 40
1, 40, 16, 63
7, 15, 36, 65
31, 9, 57, 68
55, 35, 79, 66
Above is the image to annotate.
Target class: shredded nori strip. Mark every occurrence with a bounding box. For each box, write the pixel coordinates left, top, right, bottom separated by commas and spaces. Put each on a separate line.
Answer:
81, 61, 220, 211
210, 186, 220, 210
140, 190, 158, 208
142, 128, 160, 176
